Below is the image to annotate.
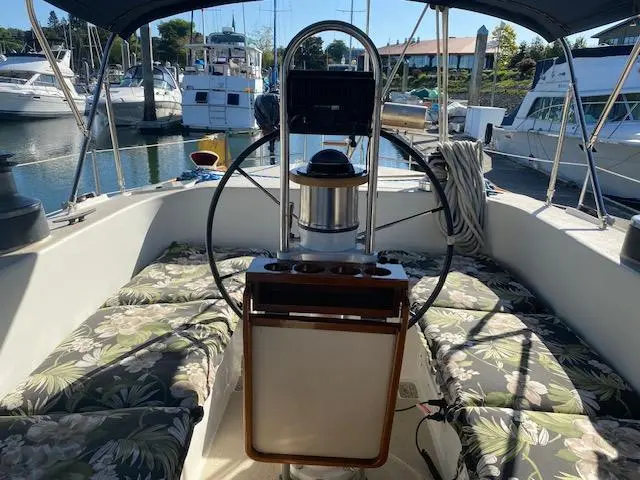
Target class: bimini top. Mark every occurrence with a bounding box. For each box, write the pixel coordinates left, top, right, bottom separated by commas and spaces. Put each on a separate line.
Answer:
44, 0, 637, 42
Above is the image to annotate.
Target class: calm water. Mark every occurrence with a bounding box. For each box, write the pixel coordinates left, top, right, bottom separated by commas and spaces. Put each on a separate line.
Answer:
1, 117, 410, 213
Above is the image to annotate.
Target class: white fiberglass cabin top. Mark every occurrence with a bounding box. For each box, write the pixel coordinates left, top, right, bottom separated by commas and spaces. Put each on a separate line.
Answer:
492, 45, 640, 200
182, 28, 263, 131
0, 48, 86, 118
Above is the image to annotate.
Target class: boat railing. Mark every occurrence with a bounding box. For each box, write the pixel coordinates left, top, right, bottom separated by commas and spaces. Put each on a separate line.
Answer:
483, 147, 640, 186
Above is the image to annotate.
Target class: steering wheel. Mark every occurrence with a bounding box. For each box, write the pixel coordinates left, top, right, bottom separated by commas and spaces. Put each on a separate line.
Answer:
206, 129, 454, 329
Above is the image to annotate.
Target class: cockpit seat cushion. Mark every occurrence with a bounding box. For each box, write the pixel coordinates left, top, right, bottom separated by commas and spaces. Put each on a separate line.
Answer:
0, 406, 197, 479
378, 250, 549, 315
102, 242, 273, 307
450, 406, 640, 480
0, 300, 238, 416
420, 307, 640, 419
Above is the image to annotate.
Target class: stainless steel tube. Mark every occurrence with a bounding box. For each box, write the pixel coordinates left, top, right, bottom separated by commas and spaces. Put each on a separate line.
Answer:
380, 3, 429, 100
90, 148, 101, 195
577, 34, 640, 210
587, 33, 640, 150
435, 8, 443, 142
560, 38, 608, 225
26, 0, 87, 137
441, 7, 450, 141
546, 87, 573, 205
103, 82, 125, 193
69, 34, 116, 206
279, 21, 383, 254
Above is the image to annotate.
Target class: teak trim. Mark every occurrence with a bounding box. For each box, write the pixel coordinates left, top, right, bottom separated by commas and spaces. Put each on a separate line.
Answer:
243, 287, 409, 468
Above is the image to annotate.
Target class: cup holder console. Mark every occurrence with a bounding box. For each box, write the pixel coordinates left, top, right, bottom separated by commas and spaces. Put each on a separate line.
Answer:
294, 263, 325, 274
249, 257, 407, 318
264, 261, 393, 277
264, 262, 291, 272
364, 267, 392, 277
330, 265, 362, 276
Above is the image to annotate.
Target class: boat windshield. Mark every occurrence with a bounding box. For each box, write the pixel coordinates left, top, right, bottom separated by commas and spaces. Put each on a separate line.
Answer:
0, 70, 36, 85
527, 94, 640, 123
119, 66, 176, 90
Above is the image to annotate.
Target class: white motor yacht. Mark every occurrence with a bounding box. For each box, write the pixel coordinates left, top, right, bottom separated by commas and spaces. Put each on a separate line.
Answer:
182, 27, 263, 131
1, 1, 640, 480
0, 48, 86, 119
491, 45, 640, 201
93, 64, 182, 126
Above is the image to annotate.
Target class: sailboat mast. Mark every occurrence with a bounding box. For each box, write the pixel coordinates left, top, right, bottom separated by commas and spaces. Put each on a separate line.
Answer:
348, 0, 354, 64
272, 0, 277, 86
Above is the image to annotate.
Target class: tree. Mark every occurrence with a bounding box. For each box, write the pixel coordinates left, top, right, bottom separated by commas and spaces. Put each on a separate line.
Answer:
250, 26, 274, 69
573, 36, 587, 49
491, 22, 517, 69
156, 19, 193, 66
544, 40, 564, 59
326, 39, 349, 64
293, 36, 324, 70
250, 25, 273, 52
516, 57, 537, 77
509, 41, 528, 68
47, 11, 60, 29
527, 37, 546, 61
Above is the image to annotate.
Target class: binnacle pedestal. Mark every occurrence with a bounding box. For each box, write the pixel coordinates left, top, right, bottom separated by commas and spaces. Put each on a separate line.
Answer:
243, 257, 409, 469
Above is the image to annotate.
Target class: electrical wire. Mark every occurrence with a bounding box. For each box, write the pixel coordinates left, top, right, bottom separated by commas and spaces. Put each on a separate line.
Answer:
394, 401, 429, 412
415, 415, 444, 480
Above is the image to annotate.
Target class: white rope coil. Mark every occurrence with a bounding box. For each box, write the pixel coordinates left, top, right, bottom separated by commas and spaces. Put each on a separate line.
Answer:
430, 140, 487, 255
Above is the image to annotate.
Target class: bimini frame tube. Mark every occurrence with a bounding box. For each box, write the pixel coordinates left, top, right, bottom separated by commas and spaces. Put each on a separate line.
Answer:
279, 21, 383, 255
546, 86, 573, 205
381, 3, 428, 100
559, 38, 609, 225
577, 33, 640, 211
68, 34, 116, 207
441, 7, 450, 140
27, 0, 117, 208
26, 0, 87, 137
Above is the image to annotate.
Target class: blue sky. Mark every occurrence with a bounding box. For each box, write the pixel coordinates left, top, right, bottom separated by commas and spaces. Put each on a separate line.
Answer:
4, 0, 611, 48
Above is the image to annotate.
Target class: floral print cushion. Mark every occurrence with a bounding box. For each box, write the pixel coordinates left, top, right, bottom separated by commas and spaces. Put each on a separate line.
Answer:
0, 406, 196, 479
0, 300, 238, 415
378, 250, 549, 314
421, 307, 640, 418
451, 406, 640, 480
102, 242, 273, 307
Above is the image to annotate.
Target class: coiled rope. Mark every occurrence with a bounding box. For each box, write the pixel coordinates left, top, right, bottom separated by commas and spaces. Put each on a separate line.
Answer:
429, 140, 487, 255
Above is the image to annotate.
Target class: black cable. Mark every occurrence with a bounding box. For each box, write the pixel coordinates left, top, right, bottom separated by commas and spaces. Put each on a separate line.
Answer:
379, 129, 455, 329
415, 415, 444, 480
206, 130, 280, 319
206, 128, 454, 328
395, 402, 427, 412
395, 399, 449, 412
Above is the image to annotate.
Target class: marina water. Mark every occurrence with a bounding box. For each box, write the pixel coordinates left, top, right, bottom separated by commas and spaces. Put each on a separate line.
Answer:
1, 118, 410, 213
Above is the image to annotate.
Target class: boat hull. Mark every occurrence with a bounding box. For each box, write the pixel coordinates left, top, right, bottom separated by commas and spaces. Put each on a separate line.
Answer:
0, 90, 85, 119
96, 99, 182, 126
493, 127, 640, 201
